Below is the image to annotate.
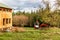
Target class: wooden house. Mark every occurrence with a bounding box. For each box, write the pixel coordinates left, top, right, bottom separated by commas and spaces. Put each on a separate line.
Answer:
0, 3, 12, 29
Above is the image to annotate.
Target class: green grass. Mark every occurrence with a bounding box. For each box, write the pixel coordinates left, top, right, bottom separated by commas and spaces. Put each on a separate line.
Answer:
0, 27, 60, 40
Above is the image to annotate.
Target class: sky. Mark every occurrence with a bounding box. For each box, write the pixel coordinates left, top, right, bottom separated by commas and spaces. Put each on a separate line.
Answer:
0, 0, 56, 12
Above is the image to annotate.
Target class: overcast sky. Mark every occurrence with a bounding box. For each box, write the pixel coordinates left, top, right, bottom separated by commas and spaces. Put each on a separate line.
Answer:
0, 0, 56, 12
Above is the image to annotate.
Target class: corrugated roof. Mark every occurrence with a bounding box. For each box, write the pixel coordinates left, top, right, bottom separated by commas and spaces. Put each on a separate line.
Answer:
0, 3, 12, 9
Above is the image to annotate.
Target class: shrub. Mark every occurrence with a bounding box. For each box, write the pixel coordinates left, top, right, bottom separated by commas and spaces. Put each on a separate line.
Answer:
13, 15, 28, 27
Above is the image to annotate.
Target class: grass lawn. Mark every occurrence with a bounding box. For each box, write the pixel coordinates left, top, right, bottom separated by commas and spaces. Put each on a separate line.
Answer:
0, 27, 60, 40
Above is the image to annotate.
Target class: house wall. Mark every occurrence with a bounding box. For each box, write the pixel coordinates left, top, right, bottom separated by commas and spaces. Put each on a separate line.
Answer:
0, 8, 12, 28
0, 11, 2, 28
2, 11, 12, 28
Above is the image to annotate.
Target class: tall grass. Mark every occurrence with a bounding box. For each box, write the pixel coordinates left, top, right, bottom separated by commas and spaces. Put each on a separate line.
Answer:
0, 27, 60, 40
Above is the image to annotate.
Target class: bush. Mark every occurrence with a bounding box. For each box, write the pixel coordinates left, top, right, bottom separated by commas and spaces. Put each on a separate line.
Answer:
13, 15, 28, 27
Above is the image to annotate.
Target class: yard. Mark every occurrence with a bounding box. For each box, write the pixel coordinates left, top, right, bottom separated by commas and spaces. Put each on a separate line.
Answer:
0, 27, 60, 40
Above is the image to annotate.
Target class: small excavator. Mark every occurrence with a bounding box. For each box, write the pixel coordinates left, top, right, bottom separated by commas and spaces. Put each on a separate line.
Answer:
34, 20, 50, 29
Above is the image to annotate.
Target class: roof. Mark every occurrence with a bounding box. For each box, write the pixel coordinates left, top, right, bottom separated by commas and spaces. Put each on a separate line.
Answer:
0, 3, 12, 9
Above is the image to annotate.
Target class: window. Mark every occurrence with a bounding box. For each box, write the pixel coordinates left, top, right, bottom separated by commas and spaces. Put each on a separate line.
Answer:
6, 18, 8, 24
9, 9, 12, 12
0, 9, 2, 11
3, 18, 5, 25
6, 9, 9, 12
3, 9, 6, 11
3, 18, 11, 25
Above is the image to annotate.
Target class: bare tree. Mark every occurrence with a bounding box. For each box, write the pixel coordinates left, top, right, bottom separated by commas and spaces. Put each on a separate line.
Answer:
54, 0, 60, 10
56, 0, 60, 6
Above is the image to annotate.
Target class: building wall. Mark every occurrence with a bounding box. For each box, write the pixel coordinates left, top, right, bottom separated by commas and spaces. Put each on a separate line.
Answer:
0, 11, 2, 28
0, 8, 12, 28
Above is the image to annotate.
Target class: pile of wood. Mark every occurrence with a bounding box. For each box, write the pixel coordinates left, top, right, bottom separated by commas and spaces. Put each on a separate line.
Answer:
10, 27, 25, 32
0, 27, 25, 32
